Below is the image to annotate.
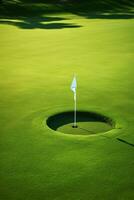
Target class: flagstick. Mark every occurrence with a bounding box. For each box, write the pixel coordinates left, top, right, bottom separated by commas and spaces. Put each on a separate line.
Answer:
71, 75, 77, 128
74, 92, 77, 127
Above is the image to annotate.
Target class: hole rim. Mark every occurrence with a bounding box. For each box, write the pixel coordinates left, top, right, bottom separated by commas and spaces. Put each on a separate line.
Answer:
46, 110, 115, 136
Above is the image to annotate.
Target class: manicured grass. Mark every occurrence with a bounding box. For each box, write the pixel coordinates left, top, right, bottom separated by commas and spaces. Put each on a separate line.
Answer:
57, 121, 113, 135
0, 3, 134, 200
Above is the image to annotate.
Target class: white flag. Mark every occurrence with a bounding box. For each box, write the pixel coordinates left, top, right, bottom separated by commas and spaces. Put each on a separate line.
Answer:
71, 76, 77, 100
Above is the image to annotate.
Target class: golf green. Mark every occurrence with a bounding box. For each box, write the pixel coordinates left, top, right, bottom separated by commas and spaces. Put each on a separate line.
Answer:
0, 1, 134, 200
57, 122, 113, 135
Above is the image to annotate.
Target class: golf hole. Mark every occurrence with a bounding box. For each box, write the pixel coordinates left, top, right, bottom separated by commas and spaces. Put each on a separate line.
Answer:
46, 111, 115, 136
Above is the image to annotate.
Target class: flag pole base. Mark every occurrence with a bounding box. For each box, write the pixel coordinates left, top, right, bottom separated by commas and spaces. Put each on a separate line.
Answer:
72, 125, 78, 128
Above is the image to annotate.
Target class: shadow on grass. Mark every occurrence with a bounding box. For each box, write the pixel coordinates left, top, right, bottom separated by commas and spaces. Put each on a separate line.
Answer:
79, 127, 96, 134
0, 1, 133, 29
0, 2, 82, 29
74, 12, 134, 19
117, 138, 134, 147
0, 17, 81, 29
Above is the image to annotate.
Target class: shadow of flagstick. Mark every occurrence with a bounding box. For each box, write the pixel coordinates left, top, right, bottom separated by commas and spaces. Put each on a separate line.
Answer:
78, 127, 134, 148
117, 138, 134, 147
78, 127, 96, 134
78, 127, 113, 137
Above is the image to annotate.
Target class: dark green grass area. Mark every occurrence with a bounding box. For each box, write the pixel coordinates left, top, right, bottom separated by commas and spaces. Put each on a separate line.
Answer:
0, 1, 134, 200
0, 0, 134, 30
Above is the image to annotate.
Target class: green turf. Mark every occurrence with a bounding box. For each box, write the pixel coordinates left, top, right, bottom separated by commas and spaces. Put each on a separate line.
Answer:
57, 122, 113, 135
0, 1, 134, 200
